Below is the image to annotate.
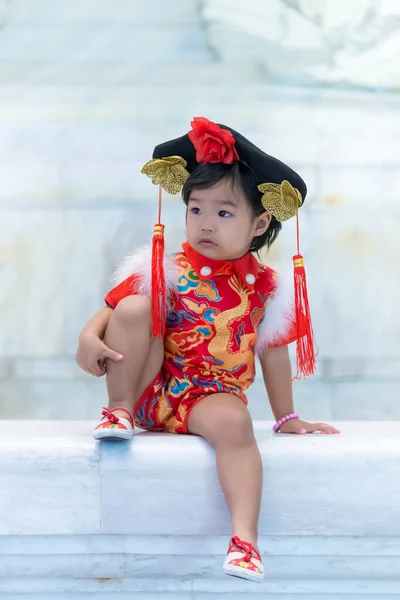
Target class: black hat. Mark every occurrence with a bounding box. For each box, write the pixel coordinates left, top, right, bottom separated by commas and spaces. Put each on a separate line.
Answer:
143, 116, 306, 223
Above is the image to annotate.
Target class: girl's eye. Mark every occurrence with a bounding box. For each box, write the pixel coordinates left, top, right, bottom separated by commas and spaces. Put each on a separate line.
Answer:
219, 210, 232, 218
190, 207, 201, 215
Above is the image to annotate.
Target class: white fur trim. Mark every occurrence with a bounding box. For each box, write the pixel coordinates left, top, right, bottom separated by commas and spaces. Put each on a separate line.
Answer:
111, 244, 179, 300
255, 266, 295, 353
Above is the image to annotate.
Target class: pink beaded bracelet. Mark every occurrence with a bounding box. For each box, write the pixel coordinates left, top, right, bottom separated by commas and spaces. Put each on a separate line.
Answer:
273, 413, 300, 432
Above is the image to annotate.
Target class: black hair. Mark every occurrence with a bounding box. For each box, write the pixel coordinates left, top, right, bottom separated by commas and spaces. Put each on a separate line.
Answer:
181, 161, 282, 253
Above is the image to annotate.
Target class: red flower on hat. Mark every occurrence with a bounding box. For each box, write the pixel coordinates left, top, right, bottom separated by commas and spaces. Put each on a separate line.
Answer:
188, 117, 239, 164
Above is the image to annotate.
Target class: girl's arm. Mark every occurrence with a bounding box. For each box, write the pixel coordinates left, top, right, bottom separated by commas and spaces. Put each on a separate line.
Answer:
259, 345, 341, 435
76, 307, 123, 376
79, 306, 113, 341
259, 345, 294, 421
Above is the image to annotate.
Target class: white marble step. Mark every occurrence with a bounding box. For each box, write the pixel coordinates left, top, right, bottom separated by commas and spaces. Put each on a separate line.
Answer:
0, 421, 399, 596
1, 577, 399, 596
0, 421, 399, 537
1, 536, 399, 579
4, 596, 400, 600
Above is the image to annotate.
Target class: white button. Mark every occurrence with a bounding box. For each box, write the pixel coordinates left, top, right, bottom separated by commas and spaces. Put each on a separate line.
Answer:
200, 266, 212, 277
245, 273, 255, 285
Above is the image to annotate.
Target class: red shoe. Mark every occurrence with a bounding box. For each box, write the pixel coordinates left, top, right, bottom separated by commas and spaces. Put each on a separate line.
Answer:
223, 536, 264, 582
92, 407, 134, 440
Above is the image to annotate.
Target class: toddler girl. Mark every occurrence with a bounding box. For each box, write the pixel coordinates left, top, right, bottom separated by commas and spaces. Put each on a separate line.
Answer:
76, 117, 340, 582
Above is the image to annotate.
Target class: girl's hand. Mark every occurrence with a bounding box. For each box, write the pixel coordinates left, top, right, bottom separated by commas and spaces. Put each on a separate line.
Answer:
75, 333, 123, 377
278, 418, 340, 435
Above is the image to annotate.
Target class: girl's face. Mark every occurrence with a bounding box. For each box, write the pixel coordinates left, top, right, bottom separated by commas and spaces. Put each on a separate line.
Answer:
186, 177, 271, 261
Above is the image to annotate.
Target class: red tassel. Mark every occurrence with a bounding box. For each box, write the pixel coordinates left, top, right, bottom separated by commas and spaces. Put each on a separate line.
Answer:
293, 254, 317, 379
151, 223, 166, 339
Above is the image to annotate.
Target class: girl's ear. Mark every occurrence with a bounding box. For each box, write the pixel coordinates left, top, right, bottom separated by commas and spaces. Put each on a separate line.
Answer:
254, 211, 272, 237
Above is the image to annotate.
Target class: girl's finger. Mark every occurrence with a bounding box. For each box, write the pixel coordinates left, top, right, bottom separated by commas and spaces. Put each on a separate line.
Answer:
329, 425, 341, 433
327, 427, 341, 434
316, 424, 340, 434
90, 362, 106, 377
319, 424, 332, 433
101, 345, 124, 362
320, 424, 339, 432
306, 423, 326, 433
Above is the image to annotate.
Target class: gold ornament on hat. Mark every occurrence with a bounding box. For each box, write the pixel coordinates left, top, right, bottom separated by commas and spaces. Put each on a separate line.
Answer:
258, 180, 302, 222
141, 156, 190, 195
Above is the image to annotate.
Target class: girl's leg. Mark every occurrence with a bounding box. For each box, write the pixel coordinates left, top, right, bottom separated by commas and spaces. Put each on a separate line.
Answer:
187, 393, 262, 549
103, 295, 164, 420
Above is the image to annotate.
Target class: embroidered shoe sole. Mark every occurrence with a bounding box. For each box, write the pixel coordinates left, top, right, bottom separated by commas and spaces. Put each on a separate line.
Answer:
92, 427, 133, 441
223, 562, 264, 582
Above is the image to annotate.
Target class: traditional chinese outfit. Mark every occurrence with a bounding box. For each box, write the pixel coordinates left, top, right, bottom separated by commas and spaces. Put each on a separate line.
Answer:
105, 242, 296, 433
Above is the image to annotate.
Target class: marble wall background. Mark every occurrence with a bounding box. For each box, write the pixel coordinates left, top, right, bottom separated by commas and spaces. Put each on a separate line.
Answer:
1, 0, 399, 420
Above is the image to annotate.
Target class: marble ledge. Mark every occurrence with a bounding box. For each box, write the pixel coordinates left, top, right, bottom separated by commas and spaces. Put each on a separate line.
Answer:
0, 421, 399, 536
1, 552, 400, 580
0, 576, 399, 596
0, 420, 399, 473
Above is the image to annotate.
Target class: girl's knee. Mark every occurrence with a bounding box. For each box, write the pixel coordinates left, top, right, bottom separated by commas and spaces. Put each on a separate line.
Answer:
214, 406, 255, 448
112, 295, 151, 327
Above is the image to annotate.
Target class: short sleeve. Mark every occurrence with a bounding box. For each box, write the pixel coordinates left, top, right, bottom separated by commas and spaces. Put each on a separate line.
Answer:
268, 316, 297, 347
104, 274, 141, 309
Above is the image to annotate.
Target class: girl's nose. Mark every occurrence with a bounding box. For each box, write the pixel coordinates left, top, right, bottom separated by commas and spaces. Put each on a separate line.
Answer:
201, 223, 214, 232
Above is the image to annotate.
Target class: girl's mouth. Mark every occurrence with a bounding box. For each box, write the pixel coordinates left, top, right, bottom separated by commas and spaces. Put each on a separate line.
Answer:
199, 238, 216, 247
